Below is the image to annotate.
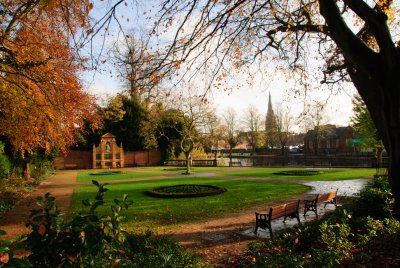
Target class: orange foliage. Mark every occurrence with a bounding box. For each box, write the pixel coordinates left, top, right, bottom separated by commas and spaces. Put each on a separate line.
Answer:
0, 1, 101, 155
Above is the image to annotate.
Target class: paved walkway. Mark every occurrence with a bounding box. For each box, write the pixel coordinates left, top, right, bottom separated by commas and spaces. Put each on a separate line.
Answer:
0, 170, 77, 239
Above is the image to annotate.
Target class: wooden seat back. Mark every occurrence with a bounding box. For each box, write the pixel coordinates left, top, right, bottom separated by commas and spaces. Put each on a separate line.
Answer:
285, 200, 300, 214
317, 189, 337, 203
269, 204, 287, 220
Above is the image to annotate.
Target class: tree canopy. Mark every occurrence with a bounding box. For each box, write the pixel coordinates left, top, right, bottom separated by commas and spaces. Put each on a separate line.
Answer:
144, 0, 400, 215
0, 1, 100, 155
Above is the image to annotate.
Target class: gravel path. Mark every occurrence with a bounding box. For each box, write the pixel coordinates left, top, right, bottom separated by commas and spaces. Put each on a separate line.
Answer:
0, 170, 77, 239
302, 178, 371, 196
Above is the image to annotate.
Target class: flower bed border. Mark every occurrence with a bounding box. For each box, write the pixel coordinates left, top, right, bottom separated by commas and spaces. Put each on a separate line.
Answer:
146, 184, 227, 198
273, 170, 323, 176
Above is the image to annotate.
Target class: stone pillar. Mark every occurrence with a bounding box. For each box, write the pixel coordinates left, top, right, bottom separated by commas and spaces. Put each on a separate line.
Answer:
101, 140, 105, 169
92, 144, 96, 169
120, 143, 124, 168
112, 140, 116, 168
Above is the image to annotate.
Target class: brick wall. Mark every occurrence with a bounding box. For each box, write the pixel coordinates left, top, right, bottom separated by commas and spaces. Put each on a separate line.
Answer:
53, 150, 161, 169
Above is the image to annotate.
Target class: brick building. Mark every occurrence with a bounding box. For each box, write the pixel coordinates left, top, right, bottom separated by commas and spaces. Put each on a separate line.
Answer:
304, 125, 358, 155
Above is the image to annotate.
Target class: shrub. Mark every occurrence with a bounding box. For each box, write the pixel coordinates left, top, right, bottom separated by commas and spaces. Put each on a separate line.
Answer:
235, 177, 400, 267
349, 176, 393, 218
24, 180, 207, 267
236, 209, 395, 267
0, 230, 31, 267
0, 155, 10, 180
125, 232, 207, 268
25, 180, 134, 266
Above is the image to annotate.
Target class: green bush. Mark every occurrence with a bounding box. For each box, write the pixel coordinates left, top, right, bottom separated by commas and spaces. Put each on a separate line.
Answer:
235, 177, 400, 267
0, 230, 31, 268
350, 176, 393, 218
0, 200, 12, 217
0, 155, 10, 180
125, 232, 207, 267
24, 180, 207, 267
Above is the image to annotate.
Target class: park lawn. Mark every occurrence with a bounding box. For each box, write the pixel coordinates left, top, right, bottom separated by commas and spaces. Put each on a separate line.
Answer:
77, 169, 161, 183
70, 177, 309, 231
220, 167, 375, 181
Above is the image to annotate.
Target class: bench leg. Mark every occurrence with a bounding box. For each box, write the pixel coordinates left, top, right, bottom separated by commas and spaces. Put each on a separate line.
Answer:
304, 201, 318, 217
254, 217, 273, 238
269, 226, 274, 239
254, 223, 259, 234
283, 212, 301, 224
324, 198, 337, 208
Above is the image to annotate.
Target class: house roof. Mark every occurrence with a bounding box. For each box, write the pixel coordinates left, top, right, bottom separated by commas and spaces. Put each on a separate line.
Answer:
101, 133, 116, 138
304, 125, 350, 140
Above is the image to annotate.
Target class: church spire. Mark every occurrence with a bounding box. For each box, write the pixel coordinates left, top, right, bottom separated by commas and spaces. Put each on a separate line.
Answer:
267, 92, 274, 118
265, 92, 277, 148
265, 92, 276, 132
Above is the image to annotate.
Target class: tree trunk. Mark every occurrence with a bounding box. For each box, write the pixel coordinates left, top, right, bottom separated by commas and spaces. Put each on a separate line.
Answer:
185, 152, 191, 174
319, 0, 400, 217
229, 146, 233, 166
24, 162, 30, 180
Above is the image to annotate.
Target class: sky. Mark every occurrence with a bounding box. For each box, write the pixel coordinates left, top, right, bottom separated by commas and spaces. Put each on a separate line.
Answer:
83, 1, 356, 133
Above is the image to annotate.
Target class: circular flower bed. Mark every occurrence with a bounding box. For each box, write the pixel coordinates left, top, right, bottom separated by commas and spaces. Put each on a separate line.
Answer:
147, 184, 227, 198
273, 170, 323, 176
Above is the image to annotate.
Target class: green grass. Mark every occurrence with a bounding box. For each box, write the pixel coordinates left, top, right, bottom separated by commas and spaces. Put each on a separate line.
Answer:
77, 169, 161, 183
70, 167, 374, 232
220, 167, 375, 181
70, 177, 309, 231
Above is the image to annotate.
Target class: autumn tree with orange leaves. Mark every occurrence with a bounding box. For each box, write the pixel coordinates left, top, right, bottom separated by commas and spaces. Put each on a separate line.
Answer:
0, 1, 100, 153
0, 1, 101, 177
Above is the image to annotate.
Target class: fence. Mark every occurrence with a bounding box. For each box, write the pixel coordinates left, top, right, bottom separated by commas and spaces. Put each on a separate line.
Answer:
227, 154, 389, 168
163, 155, 388, 168
163, 159, 217, 167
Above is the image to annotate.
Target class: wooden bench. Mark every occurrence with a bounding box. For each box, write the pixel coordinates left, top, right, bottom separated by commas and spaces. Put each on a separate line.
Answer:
254, 200, 301, 239
304, 189, 338, 217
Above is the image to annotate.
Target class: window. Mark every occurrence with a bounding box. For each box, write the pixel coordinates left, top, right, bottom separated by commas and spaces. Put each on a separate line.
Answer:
327, 140, 330, 148
309, 140, 313, 149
